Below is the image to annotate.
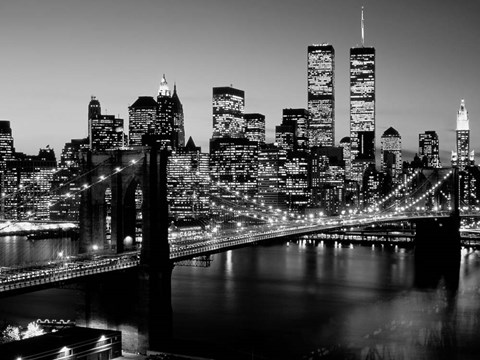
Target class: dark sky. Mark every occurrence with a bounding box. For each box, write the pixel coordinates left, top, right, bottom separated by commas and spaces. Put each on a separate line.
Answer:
0, 0, 479, 164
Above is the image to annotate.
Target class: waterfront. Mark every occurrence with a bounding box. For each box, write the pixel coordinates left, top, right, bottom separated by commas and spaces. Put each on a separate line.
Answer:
1, 237, 480, 359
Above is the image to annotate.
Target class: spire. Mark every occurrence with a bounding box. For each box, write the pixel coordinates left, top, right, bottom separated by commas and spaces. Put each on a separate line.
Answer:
158, 73, 171, 97
361, 6, 365, 47
173, 82, 177, 95
456, 98, 469, 131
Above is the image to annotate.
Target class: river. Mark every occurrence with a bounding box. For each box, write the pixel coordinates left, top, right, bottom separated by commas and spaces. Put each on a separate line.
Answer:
1, 237, 480, 359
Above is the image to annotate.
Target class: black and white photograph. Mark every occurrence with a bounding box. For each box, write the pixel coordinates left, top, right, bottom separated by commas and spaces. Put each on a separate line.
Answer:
0, 0, 479, 359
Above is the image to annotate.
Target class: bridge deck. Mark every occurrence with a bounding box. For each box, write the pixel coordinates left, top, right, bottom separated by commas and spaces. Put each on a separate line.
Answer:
2, 211, 480, 295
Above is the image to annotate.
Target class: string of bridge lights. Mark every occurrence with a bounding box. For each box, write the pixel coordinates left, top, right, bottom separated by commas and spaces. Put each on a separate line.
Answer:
393, 170, 453, 213
62, 157, 144, 200
171, 158, 303, 220
366, 169, 421, 213
1, 157, 145, 220
0, 157, 113, 203
0, 157, 115, 219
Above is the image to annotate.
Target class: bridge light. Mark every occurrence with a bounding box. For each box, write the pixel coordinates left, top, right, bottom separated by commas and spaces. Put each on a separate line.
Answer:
115, 167, 121, 172
99, 175, 105, 181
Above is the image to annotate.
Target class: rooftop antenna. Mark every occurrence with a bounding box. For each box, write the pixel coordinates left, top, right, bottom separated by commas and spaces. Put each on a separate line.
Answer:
361, 6, 365, 47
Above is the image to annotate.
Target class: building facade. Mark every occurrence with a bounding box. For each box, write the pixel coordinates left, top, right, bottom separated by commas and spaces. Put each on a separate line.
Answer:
419, 131, 441, 168
307, 44, 335, 147
212, 86, 245, 139
244, 113, 265, 144
349, 46, 375, 183
380, 127, 402, 179
168, 137, 210, 220
452, 99, 473, 170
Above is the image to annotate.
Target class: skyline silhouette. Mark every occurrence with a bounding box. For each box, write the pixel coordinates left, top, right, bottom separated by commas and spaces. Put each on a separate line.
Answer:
0, 0, 478, 164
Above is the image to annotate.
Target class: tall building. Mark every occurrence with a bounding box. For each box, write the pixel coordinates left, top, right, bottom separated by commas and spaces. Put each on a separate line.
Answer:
339, 137, 351, 178
128, 96, 157, 146
285, 151, 309, 210
452, 99, 473, 170
419, 131, 441, 168
282, 108, 309, 149
209, 138, 258, 197
156, 75, 176, 150
350, 8, 375, 182
308, 146, 345, 214
257, 144, 287, 209
3, 148, 57, 220
172, 84, 186, 148
88, 96, 101, 149
168, 137, 210, 220
91, 114, 124, 151
0, 121, 14, 167
380, 127, 402, 179
307, 44, 335, 147
244, 113, 265, 144
275, 122, 297, 153
212, 86, 245, 139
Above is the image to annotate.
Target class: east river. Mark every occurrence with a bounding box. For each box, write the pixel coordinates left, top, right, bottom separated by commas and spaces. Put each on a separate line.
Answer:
1, 236, 480, 359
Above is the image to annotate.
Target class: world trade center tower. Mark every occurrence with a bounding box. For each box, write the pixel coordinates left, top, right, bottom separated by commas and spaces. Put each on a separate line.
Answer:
349, 7, 375, 183
307, 44, 335, 147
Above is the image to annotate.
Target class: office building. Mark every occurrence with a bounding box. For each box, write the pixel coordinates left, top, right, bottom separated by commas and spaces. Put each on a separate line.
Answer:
209, 138, 258, 197
128, 96, 157, 146
282, 108, 309, 149
350, 8, 375, 183
3, 148, 57, 220
452, 99, 473, 170
307, 44, 335, 147
419, 131, 441, 168
212, 86, 245, 139
257, 143, 287, 209
168, 137, 210, 219
172, 83, 186, 148
381, 127, 402, 179
244, 113, 265, 144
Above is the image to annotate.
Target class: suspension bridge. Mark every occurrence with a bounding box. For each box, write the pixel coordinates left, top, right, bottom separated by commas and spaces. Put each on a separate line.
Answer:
0, 146, 478, 296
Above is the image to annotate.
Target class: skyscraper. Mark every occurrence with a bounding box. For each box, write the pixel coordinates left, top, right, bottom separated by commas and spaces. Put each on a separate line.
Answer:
128, 96, 157, 146
172, 84, 186, 148
350, 8, 375, 183
452, 99, 473, 170
380, 127, 402, 179
307, 44, 335, 147
282, 108, 309, 149
156, 74, 176, 149
91, 114, 124, 151
244, 113, 265, 144
419, 131, 441, 168
212, 86, 245, 139
0, 121, 14, 170
168, 137, 210, 219
88, 96, 101, 149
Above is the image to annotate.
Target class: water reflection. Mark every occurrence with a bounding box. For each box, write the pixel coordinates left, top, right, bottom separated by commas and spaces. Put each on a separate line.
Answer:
0, 239, 480, 359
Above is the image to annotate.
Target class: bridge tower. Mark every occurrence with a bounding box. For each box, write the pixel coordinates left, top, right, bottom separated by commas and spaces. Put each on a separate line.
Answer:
414, 167, 461, 287
79, 145, 172, 351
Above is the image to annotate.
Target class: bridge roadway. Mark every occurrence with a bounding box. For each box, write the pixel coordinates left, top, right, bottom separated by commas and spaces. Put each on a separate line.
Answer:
1, 211, 479, 295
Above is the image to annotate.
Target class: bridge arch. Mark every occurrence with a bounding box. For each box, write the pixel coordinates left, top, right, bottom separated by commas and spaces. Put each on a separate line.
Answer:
79, 147, 169, 265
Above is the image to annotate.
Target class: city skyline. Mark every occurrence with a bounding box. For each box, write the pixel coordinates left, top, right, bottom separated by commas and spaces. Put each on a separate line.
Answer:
0, 0, 479, 164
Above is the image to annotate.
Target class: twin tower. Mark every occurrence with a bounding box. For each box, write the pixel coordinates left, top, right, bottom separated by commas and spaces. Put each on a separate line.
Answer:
307, 10, 375, 182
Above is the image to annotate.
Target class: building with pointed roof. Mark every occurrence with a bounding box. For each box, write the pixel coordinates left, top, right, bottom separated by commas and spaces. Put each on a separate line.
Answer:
452, 99, 473, 170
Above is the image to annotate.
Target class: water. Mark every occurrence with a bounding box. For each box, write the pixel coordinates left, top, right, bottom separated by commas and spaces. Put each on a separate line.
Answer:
0, 235, 77, 267
1, 237, 480, 359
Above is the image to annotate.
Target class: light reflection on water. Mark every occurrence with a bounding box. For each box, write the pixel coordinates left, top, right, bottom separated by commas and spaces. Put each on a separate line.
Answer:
0, 238, 480, 359
0, 235, 77, 267
171, 241, 480, 359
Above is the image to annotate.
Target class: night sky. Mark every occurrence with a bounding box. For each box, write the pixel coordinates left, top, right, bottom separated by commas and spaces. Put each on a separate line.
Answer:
0, 0, 478, 164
